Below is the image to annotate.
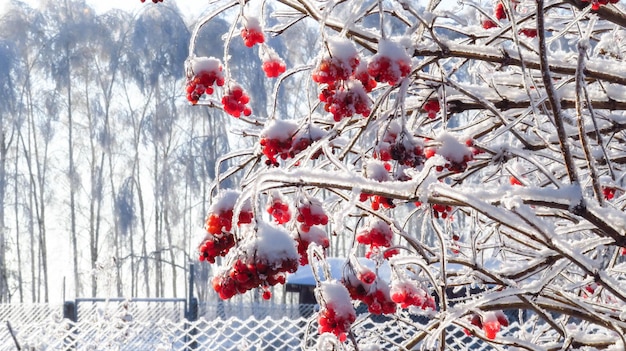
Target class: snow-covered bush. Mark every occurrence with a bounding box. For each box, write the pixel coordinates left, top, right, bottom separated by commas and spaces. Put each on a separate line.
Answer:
150, 0, 626, 349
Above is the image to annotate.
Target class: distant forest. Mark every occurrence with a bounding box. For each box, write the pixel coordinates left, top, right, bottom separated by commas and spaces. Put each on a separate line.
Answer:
0, 0, 315, 303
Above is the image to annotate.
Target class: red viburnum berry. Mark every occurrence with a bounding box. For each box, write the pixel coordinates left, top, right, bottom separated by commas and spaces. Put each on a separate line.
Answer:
222, 85, 252, 118
510, 176, 523, 186
483, 19, 498, 29
603, 186, 616, 200
432, 203, 453, 220
519, 28, 538, 38
482, 311, 503, 339
390, 279, 435, 310
241, 17, 264, 47
494, 2, 507, 20
262, 58, 286, 78
353, 61, 377, 92
290, 124, 326, 161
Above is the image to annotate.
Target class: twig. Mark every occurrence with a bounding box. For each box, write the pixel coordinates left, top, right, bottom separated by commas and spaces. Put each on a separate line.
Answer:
6, 321, 21, 351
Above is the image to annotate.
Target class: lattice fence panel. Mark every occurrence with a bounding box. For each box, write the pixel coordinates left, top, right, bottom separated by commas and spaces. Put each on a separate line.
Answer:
2, 302, 524, 350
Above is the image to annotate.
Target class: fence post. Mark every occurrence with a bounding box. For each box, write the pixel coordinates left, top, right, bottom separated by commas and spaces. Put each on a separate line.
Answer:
63, 301, 77, 350
185, 263, 199, 351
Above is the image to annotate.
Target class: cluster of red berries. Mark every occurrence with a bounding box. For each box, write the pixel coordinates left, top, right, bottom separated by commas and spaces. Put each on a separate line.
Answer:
424, 138, 478, 174
367, 55, 411, 86
222, 85, 252, 118
359, 161, 397, 211
432, 204, 454, 219
423, 99, 440, 119
390, 280, 436, 310
318, 305, 355, 342
317, 281, 357, 342
185, 57, 225, 105
241, 17, 265, 47
356, 220, 398, 258
354, 61, 377, 92
199, 192, 253, 263
465, 311, 509, 339
367, 40, 412, 85
290, 127, 324, 161
317, 280, 356, 342
321, 82, 371, 122
296, 199, 329, 232
262, 57, 286, 78
259, 122, 325, 166
212, 256, 297, 300
312, 38, 374, 121
295, 226, 330, 265
260, 135, 293, 166
359, 193, 396, 211
267, 196, 291, 224
205, 207, 253, 235
343, 267, 396, 315
312, 56, 359, 84
374, 127, 425, 169
198, 234, 235, 264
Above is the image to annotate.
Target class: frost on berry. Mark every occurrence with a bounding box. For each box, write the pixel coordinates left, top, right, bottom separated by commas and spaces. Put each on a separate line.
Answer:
367, 39, 412, 85
222, 84, 252, 118
260, 47, 286, 78
241, 16, 264, 47
185, 56, 225, 105
482, 311, 503, 339
316, 280, 357, 342
211, 221, 299, 300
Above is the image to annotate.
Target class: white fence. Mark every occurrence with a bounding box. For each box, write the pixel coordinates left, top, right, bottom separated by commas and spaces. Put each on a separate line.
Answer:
0, 301, 510, 350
